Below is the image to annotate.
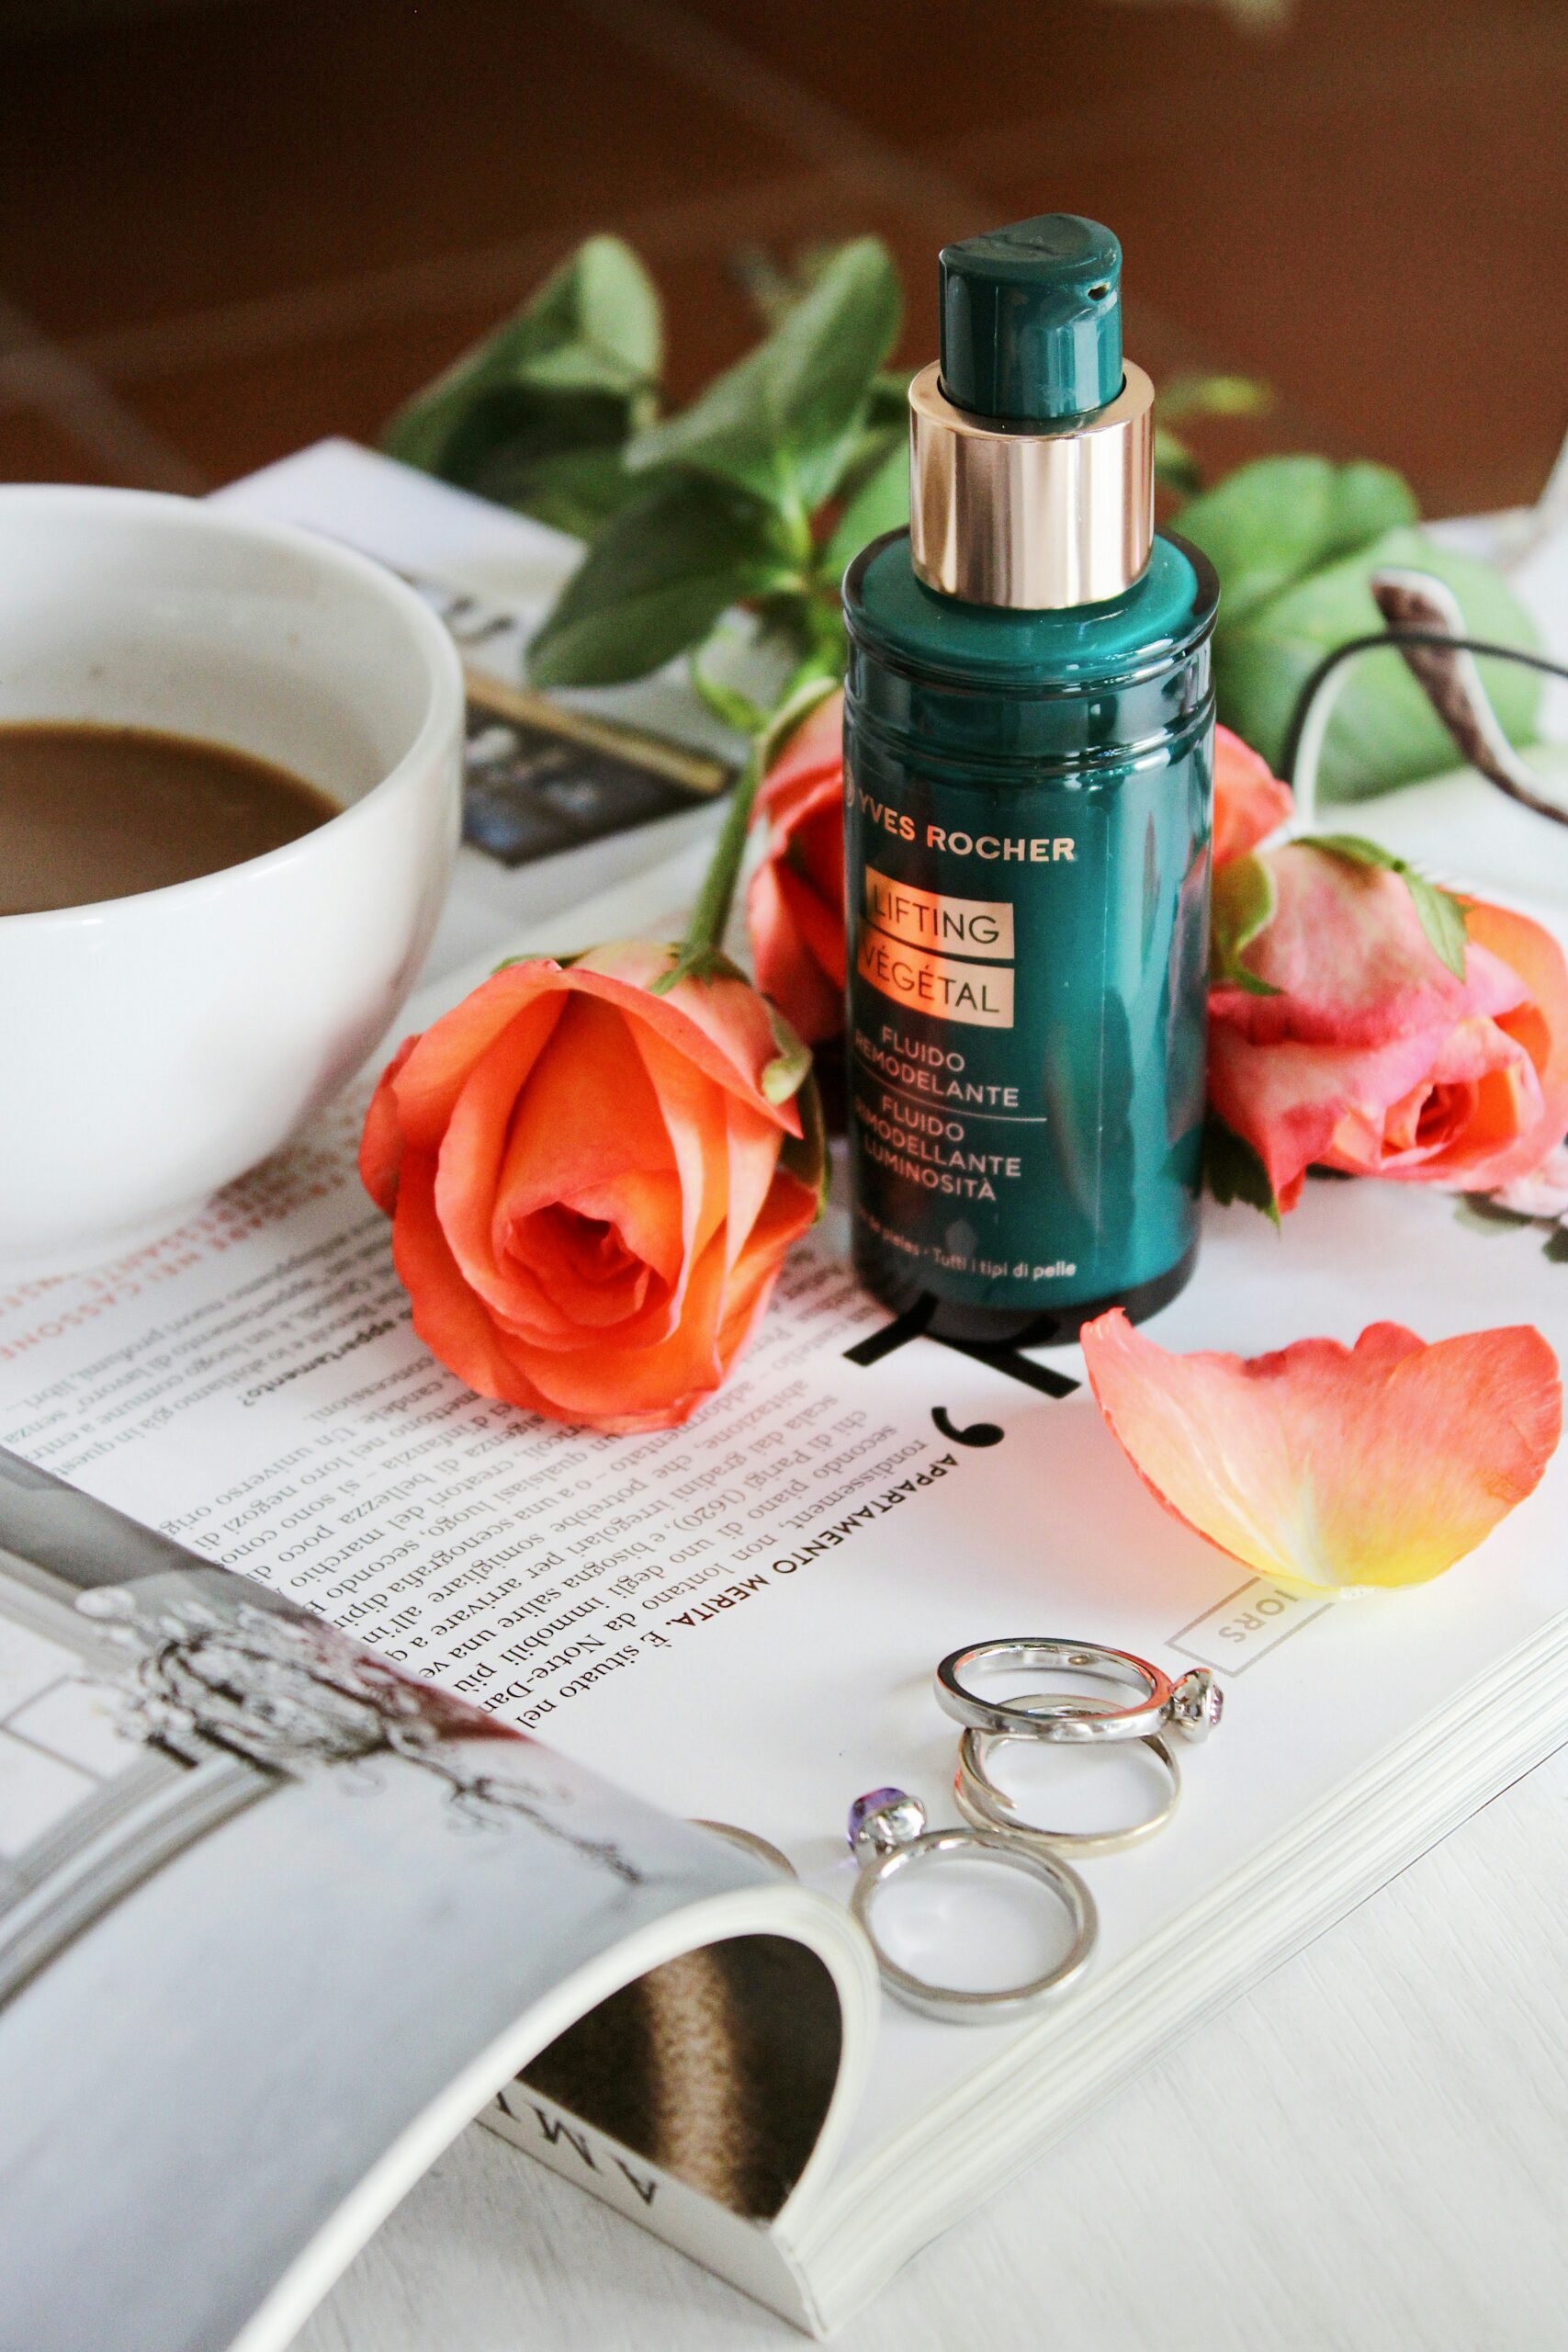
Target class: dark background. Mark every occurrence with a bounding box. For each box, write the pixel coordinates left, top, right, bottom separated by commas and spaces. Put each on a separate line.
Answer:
0, 0, 1562, 518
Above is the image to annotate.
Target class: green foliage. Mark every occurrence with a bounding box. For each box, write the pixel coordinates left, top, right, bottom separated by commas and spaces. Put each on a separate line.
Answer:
385, 236, 1540, 797
1156, 374, 1276, 497
383, 236, 662, 529
1179, 455, 1417, 624
1221, 526, 1540, 799
1177, 459, 1541, 798
824, 441, 909, 579
1209, 853, 1281, 993
527, 472, 792, 687
1201, 1113, 1280, 1225
626, 239, 901, 519
511, 236, 903, 697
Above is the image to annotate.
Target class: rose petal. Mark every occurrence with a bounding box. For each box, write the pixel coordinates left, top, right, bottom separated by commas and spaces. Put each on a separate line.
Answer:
389, 965, 560, 1152
1081, 1307, 1562, 1593
775, 834, 848, 981
1207, 1022, 1461, 1210
359, 1035, 418, 1213
360, 939, 823, 1436
390, 1147, 555, 1417
1493, 1140, 1568, 1219
1218, 847, 1527, 1047
1456, 899, 1568, 1189
626, 1016, 731, 1313
515, 1228, 731, 1429
1212, 727, 1292, 868
571, 944, 805, 1134
748, 854, 846, 1046
757, 689, 843, 813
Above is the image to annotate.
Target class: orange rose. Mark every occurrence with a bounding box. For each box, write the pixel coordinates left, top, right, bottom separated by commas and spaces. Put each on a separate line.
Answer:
360, 943, 823, 1432
746, 689, 847, 1046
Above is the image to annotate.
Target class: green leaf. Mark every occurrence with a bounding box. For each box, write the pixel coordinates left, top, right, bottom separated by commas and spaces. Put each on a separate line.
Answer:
1544, 1225, 1568, 1264
1155, 425, 1202, 498
1201, 1113, 1280, 1226
760, 999, 814, 1104
757, 673, 840, 771
1216, 524, 1541, 798
777, 1063, 829, 1219
501, 440, 646, 537
526, 471, 790, 688
824, 439, 908, 578
625, 237, 902, 515
1159, 373, 1274, 424
1403, 874, 1470, 978
688, 648, 771, 739
1179, 455, 1417, 626
1454, 1193, 1536, 1236
1210, 853, 1281, 993
866, 368, 914, 424
1302, 833, 1469, 978
383, 235, 661, 481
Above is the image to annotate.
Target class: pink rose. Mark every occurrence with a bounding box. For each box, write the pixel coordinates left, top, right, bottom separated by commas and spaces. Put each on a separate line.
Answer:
1213, 724, 1292, 868
1209, 843, 1568, 1212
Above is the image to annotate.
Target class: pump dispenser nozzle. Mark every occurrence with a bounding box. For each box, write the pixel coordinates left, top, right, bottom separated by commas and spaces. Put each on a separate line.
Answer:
939, 214, 1123, 424
908, 211, 1153, 610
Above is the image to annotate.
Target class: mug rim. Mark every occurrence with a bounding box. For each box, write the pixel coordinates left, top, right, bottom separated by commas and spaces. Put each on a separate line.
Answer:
0, 482, 466, 934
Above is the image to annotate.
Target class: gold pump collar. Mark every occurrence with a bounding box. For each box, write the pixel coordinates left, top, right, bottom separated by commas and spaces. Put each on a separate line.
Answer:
908, 358, 1155, 610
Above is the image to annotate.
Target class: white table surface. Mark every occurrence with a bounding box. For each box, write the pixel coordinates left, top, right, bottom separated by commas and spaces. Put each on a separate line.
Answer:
293, 512, 1568, 2352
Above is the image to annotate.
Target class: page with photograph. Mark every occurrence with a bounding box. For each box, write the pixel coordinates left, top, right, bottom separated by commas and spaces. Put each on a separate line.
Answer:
0, 1440, 875, 2352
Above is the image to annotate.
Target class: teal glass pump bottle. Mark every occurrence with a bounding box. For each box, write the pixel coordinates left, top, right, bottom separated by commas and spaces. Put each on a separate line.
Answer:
842, 215, 1219, 1341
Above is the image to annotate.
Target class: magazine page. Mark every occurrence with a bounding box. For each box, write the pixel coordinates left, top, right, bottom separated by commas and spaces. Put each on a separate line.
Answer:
0, 1443, 874, 2352
2, 838, 1566, 2197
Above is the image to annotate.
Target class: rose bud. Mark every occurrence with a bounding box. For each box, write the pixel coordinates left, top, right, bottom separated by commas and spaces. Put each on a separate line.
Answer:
746, 688, 847, 1046
360, 943, 824, 1433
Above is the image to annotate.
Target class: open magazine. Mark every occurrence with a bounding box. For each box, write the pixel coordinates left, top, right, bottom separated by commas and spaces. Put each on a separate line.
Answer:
0, 1446, 874, 2352
4, 446, 1568, 2351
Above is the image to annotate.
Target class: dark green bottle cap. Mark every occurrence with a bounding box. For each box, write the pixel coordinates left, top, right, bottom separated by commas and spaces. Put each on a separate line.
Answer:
939, 215, 1123, 424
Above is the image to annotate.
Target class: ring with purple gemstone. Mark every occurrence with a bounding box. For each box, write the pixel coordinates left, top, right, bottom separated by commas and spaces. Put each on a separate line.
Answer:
845, 1786, 1097, 2021
935, 1639, 1223, 1747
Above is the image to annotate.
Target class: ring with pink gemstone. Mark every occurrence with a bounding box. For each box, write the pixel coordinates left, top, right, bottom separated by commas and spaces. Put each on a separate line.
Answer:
935, 1639, 1224, 1747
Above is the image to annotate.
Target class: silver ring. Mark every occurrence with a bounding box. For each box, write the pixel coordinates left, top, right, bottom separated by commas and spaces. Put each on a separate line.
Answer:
846, 1787, 1097, 2022
690, 1819, 797, 1877
935, 1638, 1223, 1745
954, 1717, 1181, 1857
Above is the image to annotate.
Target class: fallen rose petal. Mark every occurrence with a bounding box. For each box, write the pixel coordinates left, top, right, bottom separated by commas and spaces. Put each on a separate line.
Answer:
1080, 1307, 1561, 1593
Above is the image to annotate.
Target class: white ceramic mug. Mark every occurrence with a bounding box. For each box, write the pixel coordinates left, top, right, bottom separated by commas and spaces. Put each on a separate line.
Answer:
0, 486, 465, 1280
